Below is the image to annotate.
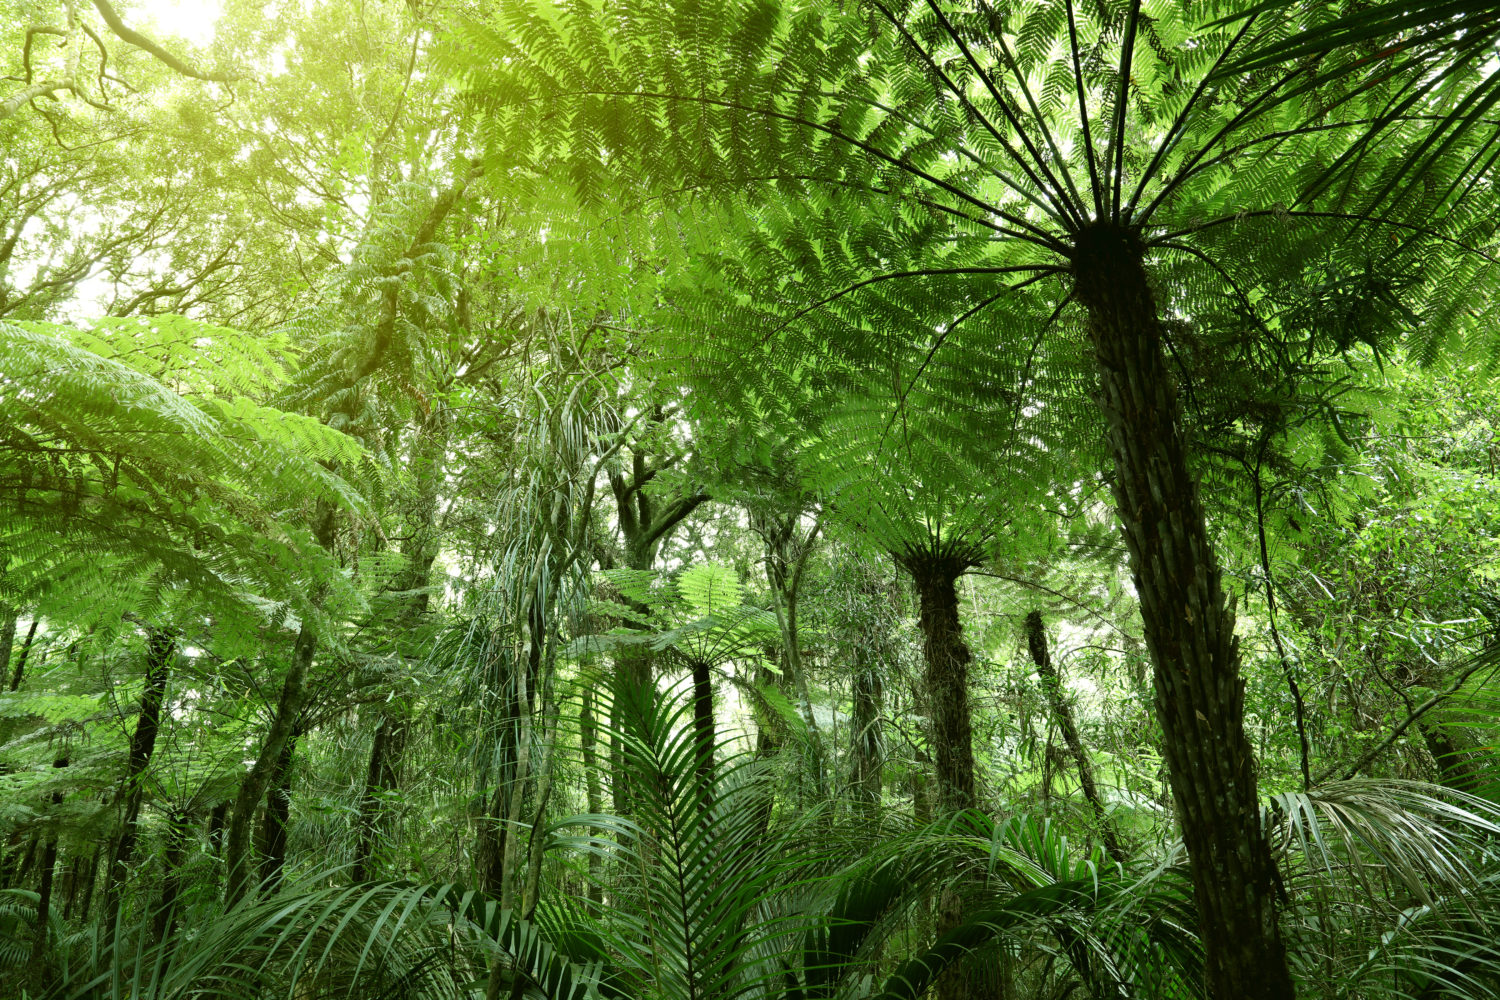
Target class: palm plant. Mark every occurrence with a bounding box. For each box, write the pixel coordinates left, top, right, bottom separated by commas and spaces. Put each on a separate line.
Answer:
454, 1, 1500, 991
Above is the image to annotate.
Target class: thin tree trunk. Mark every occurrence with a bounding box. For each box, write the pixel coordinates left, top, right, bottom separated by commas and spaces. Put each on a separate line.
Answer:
849, 655, 884, 815
352, 710, 409, 882
1073, 223, 1293, 1000
9, 617, 38, 690
225, 622, 316, 905
1025, 611, 1124, 862
578, 687, 604, 910
28, 755, 67, 990
106, 628, 176, 911
154, 808, 192, 941
257, 724, 300, 892
76, 848, 99, 923
690, 657, 715, 793
0, 607, 16, 689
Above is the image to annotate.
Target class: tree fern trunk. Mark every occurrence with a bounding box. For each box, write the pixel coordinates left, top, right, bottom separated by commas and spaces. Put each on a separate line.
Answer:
106, 627, 175, 912
904, 552, 976, 813
849, 653, 884, 816
9, 617, 38, 690
1025, 611, 1123, 862
690, 657, 715, 793
154, 808, 192, 941
1072, 223, 1293, 1000
0, 607, 16, 689
225, 623, 316, 906
352, 710, 408, 882
257, 723, 300, 892
903, 551, 978, 1000
579, 687, 604, 911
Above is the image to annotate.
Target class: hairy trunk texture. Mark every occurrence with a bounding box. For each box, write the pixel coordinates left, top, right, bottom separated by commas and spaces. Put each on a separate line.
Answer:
904, 553, 976, 813
1025, 611, 1123, 862
28, 755, 67, 991
1419, 721, 1481, 793
1073, 223, 1293, 1000
106, 628, 175, 910
903, 551, 978, 1000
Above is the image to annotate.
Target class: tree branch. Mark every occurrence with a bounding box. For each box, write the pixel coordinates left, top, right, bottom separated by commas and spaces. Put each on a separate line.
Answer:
89, 0, 234, 82
1316, 647, 1500, 785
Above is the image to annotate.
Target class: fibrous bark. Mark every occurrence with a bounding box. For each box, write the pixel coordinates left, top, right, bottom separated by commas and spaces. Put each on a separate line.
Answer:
1072, 222, 1293, 1000
902, 550, 977, 814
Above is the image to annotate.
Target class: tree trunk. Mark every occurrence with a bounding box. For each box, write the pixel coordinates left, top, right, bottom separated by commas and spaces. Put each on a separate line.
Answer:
849, 655, 884, 815
154, 808, 192, 941
9, 617, 38, 690
901, 550, 979, 1000
1419, 721, 1481, 793
690, 657, 715, 792
28, 755, 67, 991
1025, 611, 1123, 862
579, 687, 604, 911
257, 724, 300, 892
106, 628, 176, 910
352, 408, 446, 882
352, 710, 409, 882
225, 622, 316, 905
902, 552, 976, 814
0, 607, 16, 689
1072, 223, 1293, 1000
75, 847, 99, 924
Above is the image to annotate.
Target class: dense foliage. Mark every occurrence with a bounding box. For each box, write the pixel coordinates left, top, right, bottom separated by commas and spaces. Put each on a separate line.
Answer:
3, 0, 1500, 997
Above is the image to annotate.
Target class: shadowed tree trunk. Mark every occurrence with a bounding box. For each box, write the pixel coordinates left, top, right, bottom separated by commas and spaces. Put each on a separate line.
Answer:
225, 509, 334, 906
1026, 611, 1124, 862
28, 754, 67, 991
106, 627, 176, 911
606, 443, 710, 813
9, 617, 38, 690
257, 723, 301, 892
352, 711, 409, 882
225, 623, 317, 905
1072, 222, 1293, 1000
1419, 721, 1482, 793
0, 607, 15, 688
578, 686, 604, 911
900, 549, 976, 813
689, 657, 715, 795
154, 807, 192, 941
849, 654, 884, 815
352, 408, 448, 883
898, 546, 979, 1000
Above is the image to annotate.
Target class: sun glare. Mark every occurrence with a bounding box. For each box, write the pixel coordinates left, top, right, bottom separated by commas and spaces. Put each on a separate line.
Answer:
135, 0, 224, 48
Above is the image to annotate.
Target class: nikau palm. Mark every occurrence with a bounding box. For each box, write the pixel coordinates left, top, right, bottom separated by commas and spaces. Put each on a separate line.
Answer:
461, 1, 1499, 994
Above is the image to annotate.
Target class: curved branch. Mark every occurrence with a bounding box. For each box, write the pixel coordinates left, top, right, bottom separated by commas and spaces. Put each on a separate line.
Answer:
1316, 647, 1500, 785
89, 0, 234, 82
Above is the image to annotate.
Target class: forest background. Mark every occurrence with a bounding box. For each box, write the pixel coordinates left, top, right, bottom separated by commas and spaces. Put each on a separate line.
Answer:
4, 1, 1500, 998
